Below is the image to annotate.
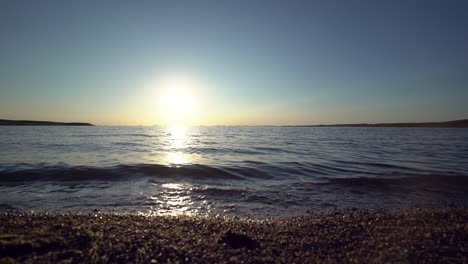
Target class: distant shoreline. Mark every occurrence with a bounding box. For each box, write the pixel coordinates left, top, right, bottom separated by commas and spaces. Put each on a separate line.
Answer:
0, 119, 94, 126
284, 119, 468, 128
1, 118, 467, 127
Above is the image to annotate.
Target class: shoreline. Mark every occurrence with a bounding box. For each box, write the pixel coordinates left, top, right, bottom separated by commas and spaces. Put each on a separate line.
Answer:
1, 208, 467, 263
282, 119, 468, 128
0, 119, 94, 126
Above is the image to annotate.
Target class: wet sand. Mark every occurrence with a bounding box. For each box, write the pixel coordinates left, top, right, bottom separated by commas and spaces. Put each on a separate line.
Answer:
1, 209, 467, 263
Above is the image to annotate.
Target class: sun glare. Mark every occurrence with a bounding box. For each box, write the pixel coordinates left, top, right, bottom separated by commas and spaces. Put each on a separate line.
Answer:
154, 74, 202, 126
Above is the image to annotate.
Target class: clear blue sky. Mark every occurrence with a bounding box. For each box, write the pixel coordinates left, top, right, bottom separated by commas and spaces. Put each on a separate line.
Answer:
1, 0, 467, 125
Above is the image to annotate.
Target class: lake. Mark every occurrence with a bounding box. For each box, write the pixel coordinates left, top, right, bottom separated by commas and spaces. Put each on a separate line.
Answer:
1, 126, 467, 217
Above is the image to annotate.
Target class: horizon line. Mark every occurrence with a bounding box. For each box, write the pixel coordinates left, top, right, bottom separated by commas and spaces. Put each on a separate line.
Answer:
2, 118, 468, 127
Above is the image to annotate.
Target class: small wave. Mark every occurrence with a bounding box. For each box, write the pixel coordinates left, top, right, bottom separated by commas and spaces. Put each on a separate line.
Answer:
221, 166, 273, 179
114, 142, 147, 147
183, 147, 264, 155
74, 133, 154, 138
0, 163, 261, 184
320, 174, 468, 189
123, 164, 247, 180
0, 166, 124, 183
337, 160, 424, 171
124, 133, 154, 138
304, 163, 364, 175
192, 187, 248, 196
253, 146, 301, 154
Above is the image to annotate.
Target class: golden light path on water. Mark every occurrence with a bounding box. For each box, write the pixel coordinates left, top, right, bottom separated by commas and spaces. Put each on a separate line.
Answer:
145, 126, 201, 216
165, 125, 190, 166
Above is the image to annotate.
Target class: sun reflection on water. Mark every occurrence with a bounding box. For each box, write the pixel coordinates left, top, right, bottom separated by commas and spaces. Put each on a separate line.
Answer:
168, 125, 188, 149
143, 127, 203, 216
165, 126, 191, 166
161, 183, 184, 190
146, 183, 198, 216
166, 152, 188, 166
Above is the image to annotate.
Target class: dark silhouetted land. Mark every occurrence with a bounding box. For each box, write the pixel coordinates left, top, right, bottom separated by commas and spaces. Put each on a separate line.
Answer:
0, 119, 94, 126
286, 119, 468, 128
1, 209, 467, 263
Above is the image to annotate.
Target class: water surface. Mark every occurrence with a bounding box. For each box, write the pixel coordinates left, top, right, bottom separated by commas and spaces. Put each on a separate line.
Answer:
1, 126, 467, 217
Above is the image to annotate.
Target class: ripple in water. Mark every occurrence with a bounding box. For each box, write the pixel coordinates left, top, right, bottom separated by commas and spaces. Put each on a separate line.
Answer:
0, 126, 467, 217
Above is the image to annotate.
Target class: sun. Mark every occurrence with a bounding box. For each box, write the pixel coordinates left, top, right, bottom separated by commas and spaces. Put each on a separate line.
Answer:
161, 86, 192, 115
154, 74, 201, 126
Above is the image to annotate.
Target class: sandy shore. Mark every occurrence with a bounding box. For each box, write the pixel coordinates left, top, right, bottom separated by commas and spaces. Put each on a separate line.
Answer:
1, 209, 467, 263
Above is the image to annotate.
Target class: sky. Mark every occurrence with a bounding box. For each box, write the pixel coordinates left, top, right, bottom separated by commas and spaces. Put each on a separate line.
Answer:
0, 0, 467, 126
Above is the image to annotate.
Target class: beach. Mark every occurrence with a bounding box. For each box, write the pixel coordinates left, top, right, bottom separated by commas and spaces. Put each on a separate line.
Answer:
1, 126, 467, 263
1, 208, 467, 263
2, 0, 468, 262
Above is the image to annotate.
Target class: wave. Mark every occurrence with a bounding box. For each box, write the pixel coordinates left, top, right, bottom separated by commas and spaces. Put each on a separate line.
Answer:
191, 187, 248, 196
74, 133, 155, 138
0, 164, 251, 184
319, 174, 468, 188
0, 163, 466, 190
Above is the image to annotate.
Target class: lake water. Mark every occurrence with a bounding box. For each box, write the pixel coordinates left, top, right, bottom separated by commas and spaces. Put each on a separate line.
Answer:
1, 126, 467, 217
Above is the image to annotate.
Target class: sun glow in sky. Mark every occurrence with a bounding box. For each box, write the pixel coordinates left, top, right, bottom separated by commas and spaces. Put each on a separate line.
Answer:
153, 74, 202, 126
0, 1, 467, 125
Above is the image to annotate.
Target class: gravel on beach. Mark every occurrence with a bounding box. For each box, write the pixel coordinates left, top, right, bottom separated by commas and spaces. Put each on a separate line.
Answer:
1, 208, 467, 263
